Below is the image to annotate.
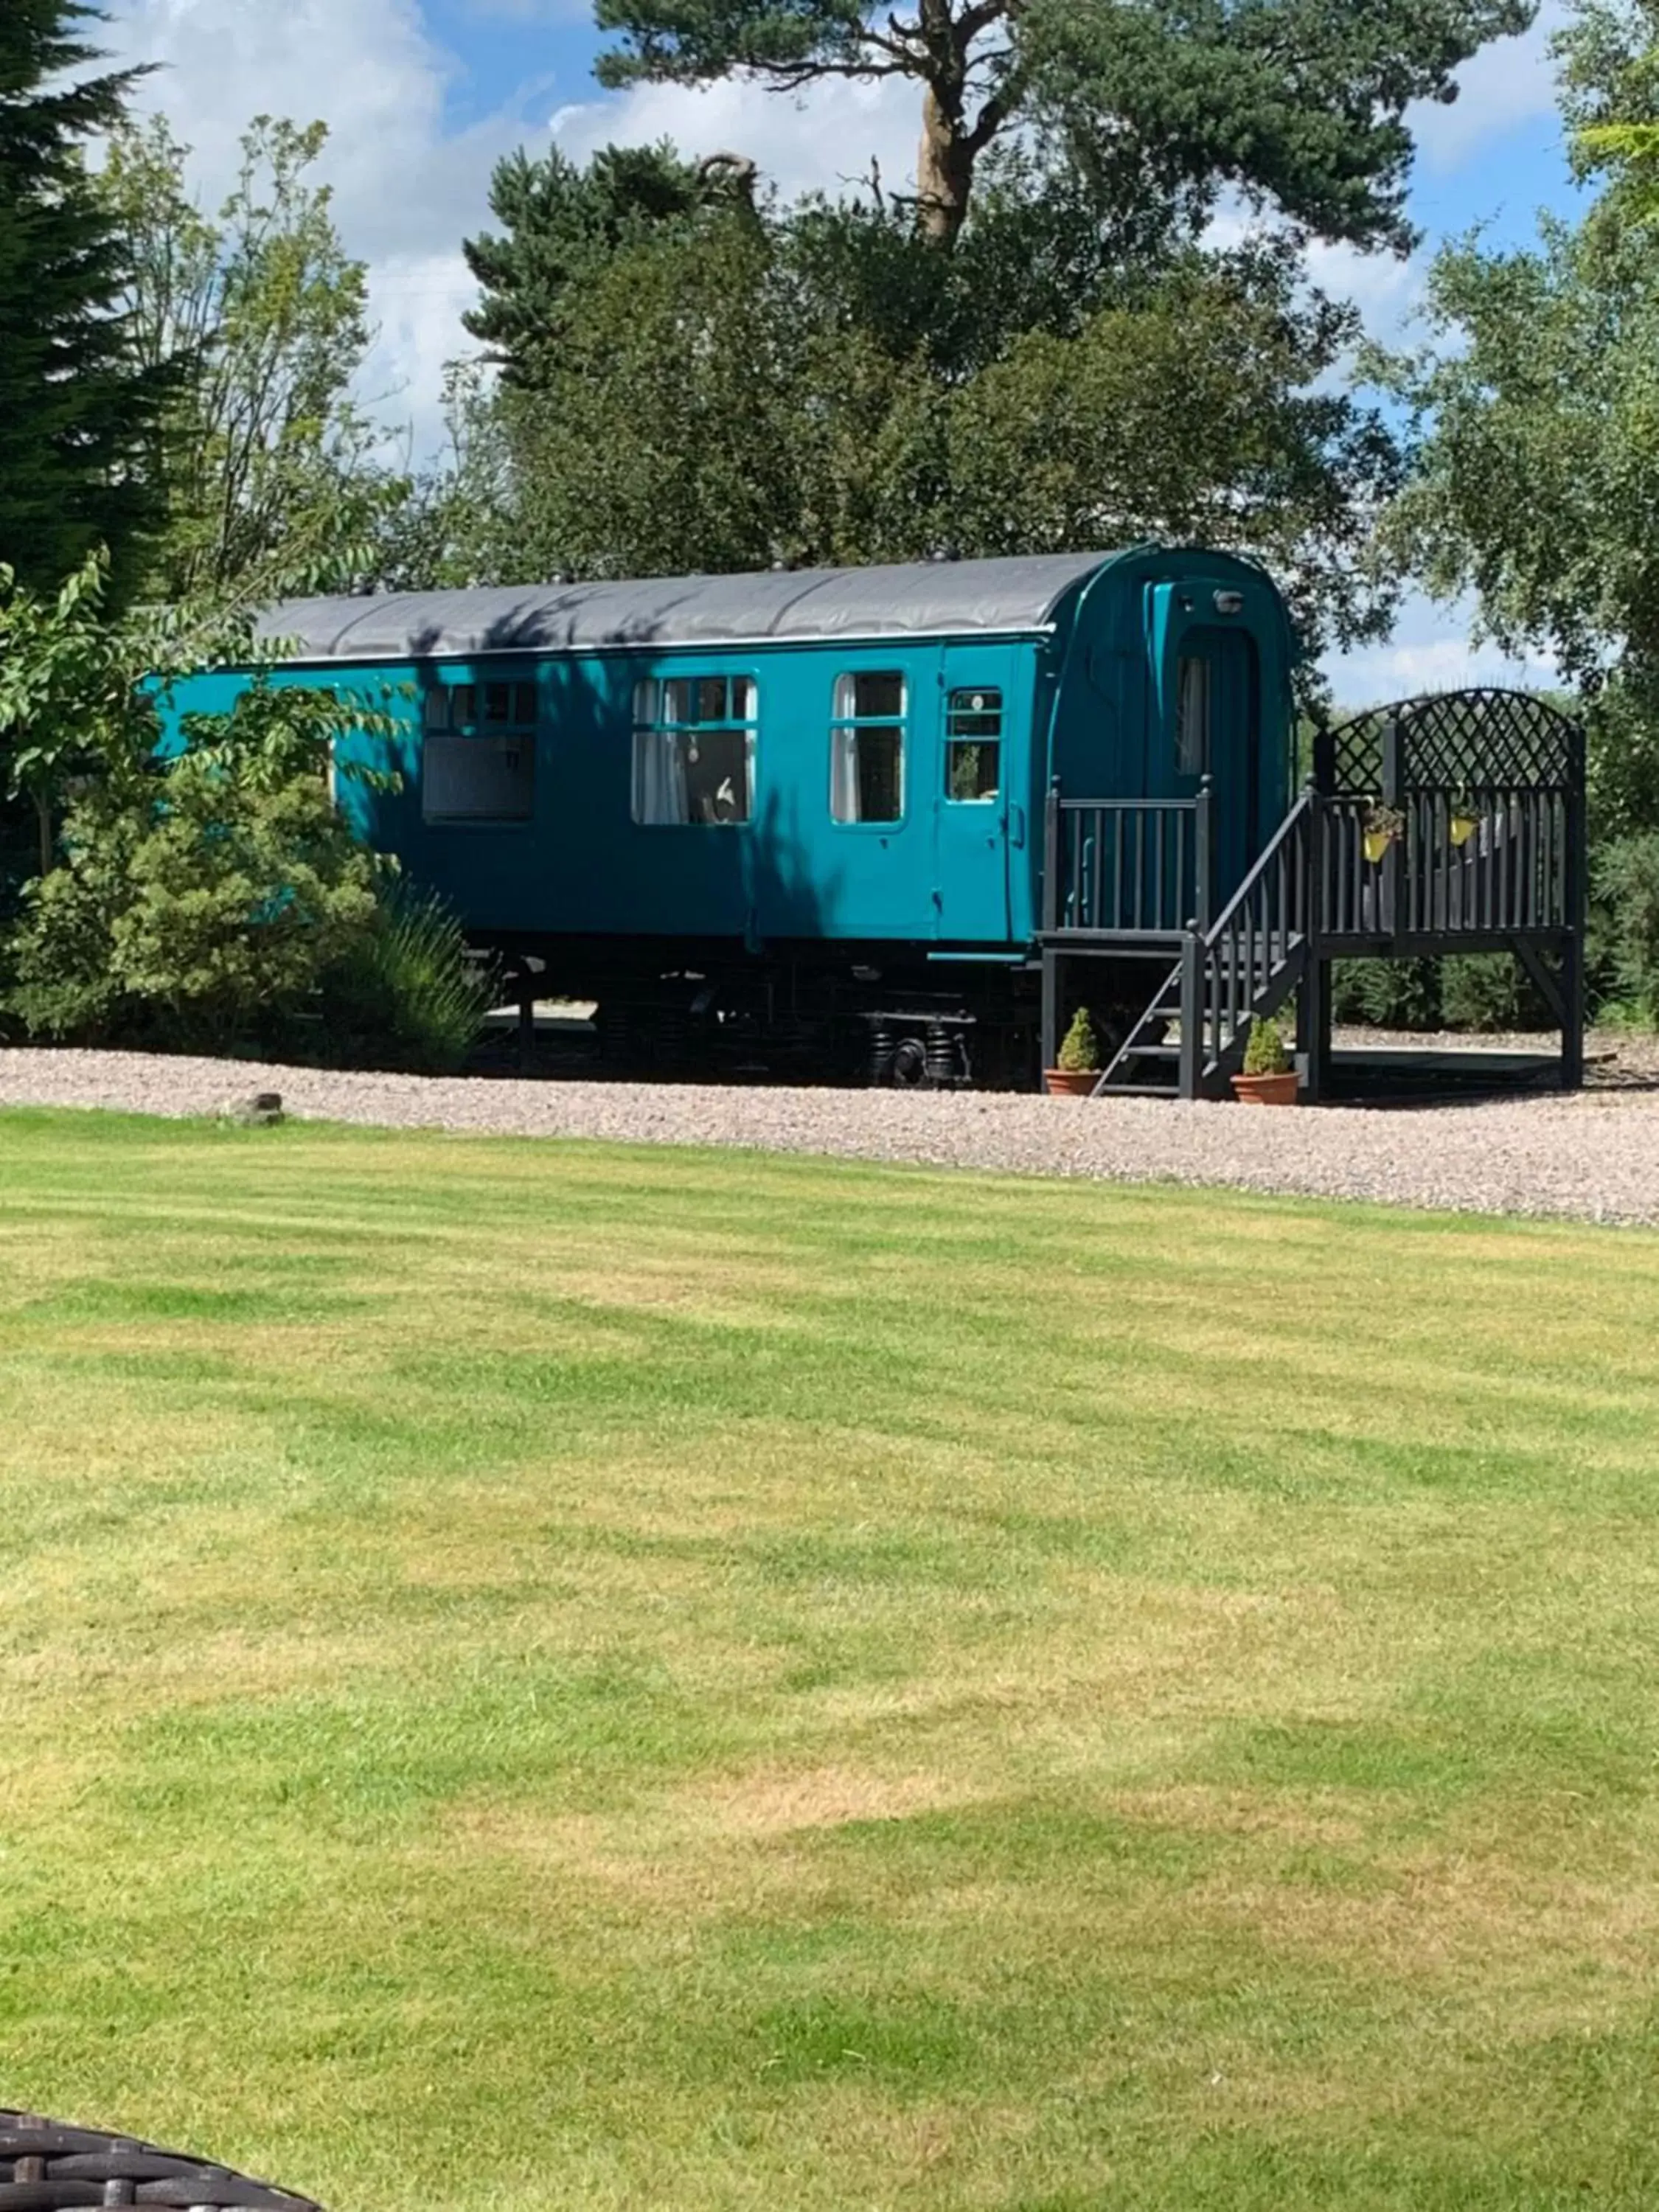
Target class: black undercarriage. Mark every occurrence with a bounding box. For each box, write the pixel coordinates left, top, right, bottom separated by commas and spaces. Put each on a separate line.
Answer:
479, 933, 1077, 1091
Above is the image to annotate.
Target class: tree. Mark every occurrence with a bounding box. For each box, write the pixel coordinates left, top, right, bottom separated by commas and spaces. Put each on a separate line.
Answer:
944, 242, 1401, 655
477, 193, 1397, 662
462, 140, 714, 380
0, 1, 164, 597
593, 0, 1535, 250
368, 361, 519, 591
1380, 0, 1659, 833
1562, 0, 1659, 216
91, 112, 402, 603
0, 548, 277, 876
6, 679, 385, 1052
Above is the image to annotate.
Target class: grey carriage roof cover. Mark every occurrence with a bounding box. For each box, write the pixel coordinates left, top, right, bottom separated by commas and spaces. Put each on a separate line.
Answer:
257, 552, 1123, 664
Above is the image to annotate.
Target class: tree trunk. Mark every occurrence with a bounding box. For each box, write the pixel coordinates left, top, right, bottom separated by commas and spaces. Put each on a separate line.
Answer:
917, 86, 978, 248
35, 790, 52, 877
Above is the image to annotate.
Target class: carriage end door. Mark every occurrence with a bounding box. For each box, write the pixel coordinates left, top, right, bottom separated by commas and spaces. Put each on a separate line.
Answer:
1170, 622, 1262, 907
934, 645, 1018, 943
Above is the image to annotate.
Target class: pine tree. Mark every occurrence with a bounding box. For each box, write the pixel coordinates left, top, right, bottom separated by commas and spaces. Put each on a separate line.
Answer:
594, 0, 1537, 251
0, 1, 161, 597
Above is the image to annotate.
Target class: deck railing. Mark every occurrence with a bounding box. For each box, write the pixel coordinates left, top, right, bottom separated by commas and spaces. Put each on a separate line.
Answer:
1043, 780, 1212, 937
1315, 785, 1575, 942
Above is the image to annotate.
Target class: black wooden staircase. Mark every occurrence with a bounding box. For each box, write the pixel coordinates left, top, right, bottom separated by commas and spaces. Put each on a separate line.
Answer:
1040, 690, 1587, 1102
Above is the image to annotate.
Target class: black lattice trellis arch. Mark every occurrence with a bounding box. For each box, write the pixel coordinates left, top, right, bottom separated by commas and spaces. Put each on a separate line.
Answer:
1317, 689, 1582, 796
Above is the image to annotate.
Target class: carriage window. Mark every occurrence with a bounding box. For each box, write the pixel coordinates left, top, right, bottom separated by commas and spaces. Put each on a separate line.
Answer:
947, 688, 1002, 802
831, 671, 905, 824
422, 680, 535, 822
633, 675, 757, 825
1176, 655, 1210, 776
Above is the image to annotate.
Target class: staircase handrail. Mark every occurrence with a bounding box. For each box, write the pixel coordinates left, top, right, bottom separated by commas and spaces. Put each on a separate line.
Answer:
1199, 786, 1316, 951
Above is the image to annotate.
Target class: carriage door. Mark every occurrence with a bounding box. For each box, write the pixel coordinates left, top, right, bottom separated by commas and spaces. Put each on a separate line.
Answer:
934, 645, 1017, 943
1172, 624, 1261, 908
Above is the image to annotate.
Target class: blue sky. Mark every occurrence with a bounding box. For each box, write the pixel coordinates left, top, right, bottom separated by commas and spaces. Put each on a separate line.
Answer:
102, 0, 1585, 700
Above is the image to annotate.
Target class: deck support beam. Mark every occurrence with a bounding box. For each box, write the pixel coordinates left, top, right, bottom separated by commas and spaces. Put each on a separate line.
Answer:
1297, 950, 1332, 1105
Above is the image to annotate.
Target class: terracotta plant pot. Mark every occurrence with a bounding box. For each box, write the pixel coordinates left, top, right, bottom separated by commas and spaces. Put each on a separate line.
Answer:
1231, 1070, 1299, 1107
1045, 1068, 1100, 1097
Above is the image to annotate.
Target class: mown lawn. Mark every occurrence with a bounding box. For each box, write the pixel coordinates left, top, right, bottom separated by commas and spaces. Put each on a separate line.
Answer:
3, 1108, 1659, 2211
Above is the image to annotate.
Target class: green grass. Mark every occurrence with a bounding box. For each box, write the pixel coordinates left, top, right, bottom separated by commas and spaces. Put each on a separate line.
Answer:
4, 1108, 1659, 2211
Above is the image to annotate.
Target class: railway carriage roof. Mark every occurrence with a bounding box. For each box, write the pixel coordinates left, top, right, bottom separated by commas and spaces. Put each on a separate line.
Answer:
259, 552, 1122, 663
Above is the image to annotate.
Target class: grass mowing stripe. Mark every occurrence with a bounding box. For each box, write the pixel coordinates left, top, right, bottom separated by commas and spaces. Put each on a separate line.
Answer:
1, 1108, 1658, 2209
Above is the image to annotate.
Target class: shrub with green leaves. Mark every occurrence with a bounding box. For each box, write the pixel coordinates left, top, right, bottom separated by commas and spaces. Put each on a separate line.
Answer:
7, 731, 381, 1054
310, 889, 495, 1074
1593, 833, 1659, 1022
1439, 952, 1551, 1033
1057, 1006, 1100, 1073
1330, 956, 1444, 1031
1242, 1015, 1290, 1076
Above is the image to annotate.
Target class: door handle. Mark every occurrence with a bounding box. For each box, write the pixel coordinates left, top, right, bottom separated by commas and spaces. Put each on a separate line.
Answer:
1007, 804, 1026, 849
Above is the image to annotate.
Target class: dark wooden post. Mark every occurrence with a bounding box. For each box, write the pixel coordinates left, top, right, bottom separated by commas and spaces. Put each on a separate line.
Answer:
1043, 776, 1062, 933
1380, 714, 1404, 943
1296, 782, 1329, 1104
1179, 922, 1204, 1100
1298, 951, 1332, 1105
1562, 739, 1588, 1091
1195, 776, 1214, 933
1040, 950, 1060, 1078
519, 978, 537, 1073
1312, 727, 1336, 796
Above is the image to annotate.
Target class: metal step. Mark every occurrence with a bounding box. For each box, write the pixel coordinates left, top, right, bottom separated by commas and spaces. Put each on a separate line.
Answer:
1096, 1080, 1181, 1098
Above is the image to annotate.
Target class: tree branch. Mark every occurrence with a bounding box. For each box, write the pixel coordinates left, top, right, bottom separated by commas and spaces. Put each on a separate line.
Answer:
958, 0, 1014, 43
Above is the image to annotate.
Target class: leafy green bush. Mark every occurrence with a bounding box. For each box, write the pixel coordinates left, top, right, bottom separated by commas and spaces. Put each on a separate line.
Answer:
1057, 1006, 1100, 1072
1439, 953, 1551, 1033
1242, 1015, 1290, 1076
0, 672, 492, 1065
311, 890, 494, 1074
1593, 833, 1659, 1021
7, 745, 380, 1052
1330, 957, 1444, 1030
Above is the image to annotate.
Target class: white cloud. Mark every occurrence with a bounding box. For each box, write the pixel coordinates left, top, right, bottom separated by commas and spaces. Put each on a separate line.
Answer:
1324, 592, 1559, 707
1409, 0, 1569, 173
549, 71, 925, 206
99, 0, 521, 455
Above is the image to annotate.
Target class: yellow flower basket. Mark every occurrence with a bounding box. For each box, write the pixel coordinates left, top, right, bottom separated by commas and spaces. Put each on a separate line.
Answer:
1363, 828, 1393, 864
1450, 813, 1478, 848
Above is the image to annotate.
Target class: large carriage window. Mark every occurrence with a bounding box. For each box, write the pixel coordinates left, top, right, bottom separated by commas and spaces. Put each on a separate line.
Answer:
1176, 655, 1210, 776
831, 671, 905, 824
633, 675, 757, 825
422, 680, 537, 823
947, 688, 1002, 802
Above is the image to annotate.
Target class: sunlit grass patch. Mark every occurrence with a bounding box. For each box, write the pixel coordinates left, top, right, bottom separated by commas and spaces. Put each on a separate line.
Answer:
2, 1109, 1658, 2208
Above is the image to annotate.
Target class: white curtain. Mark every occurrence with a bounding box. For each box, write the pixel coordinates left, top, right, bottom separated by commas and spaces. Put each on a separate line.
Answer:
634, 728, 689, 824
831, 726, 860, 822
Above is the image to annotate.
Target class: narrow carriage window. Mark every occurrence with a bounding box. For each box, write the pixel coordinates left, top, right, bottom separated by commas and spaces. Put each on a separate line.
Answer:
831, 671, 905, 824
632, 675, 757, 825
1176, 655, 1210, 776
947, 688, 1002, 802
422, 677, 536, 822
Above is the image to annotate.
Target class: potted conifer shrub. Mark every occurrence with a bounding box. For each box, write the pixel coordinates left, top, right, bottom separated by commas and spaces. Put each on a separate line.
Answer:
1231, 1016, 1299, 1105
1046, 1006, 1102, 1096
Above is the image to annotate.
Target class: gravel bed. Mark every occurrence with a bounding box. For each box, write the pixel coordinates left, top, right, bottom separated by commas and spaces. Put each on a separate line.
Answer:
4, 1046, 1659, 1228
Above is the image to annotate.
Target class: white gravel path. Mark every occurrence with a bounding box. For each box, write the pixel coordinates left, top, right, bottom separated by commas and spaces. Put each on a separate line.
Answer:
3, 1046, 1659, 1228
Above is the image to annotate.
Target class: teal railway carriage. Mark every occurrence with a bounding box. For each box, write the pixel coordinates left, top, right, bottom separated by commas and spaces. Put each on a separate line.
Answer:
169, 546, 1299, 1085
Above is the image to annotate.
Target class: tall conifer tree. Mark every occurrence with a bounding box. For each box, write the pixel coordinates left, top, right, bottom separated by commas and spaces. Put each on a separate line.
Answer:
0, 1, 161, 597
